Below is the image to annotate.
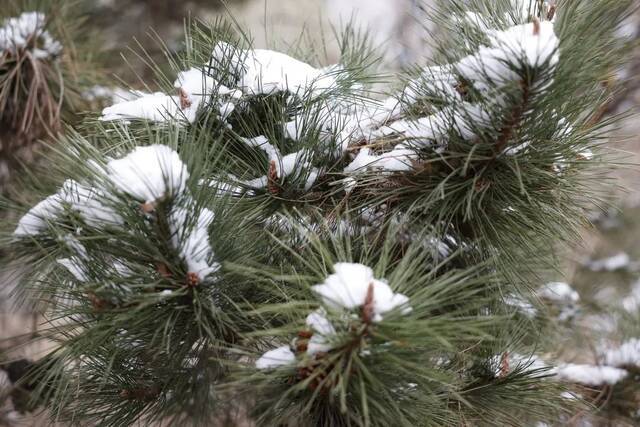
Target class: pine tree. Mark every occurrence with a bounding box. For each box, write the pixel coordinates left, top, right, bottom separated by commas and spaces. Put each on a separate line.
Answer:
2, 0, 638, 426
0, 0, 101, 195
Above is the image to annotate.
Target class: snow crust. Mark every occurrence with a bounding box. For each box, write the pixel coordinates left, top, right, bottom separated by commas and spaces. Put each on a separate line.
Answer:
305, 309, 337, 355
311, 262, 411, 322
101, 92, 180, 123
255, 346, 296, 369
169, 206, 219, 281
14, 179, 122, 236
106, 145, 189, 203
212, 42, 338, 96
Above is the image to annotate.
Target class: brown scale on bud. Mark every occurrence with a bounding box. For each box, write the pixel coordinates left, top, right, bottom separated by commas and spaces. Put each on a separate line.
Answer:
297, 330, 313, 339
474, 177, 490, 192
499, 352, 510, 378
120, 385, 160, 401
295, 330, 313, 353
296, 340, 308, 353
547, 5, 557, 21
297, 358, 334, 392
186, 272, 200, 287
156, 262, 172, 278
455, 81, 470, 98
267, 160, 279, 195
141, 201, 156, 213
178, 87, 191, 110
87, 292, 107, 311
361, 282, 375, 324
532, 17, 541, 36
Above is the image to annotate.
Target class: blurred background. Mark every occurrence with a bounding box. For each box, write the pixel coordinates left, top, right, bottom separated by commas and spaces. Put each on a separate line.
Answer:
1, 0, 640, 425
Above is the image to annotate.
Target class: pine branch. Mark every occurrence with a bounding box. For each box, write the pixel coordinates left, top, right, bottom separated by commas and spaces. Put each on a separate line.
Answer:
1, 1, 635, 425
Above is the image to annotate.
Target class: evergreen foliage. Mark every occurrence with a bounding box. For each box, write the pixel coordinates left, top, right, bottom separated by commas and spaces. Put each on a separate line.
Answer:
1, 0, 638, 426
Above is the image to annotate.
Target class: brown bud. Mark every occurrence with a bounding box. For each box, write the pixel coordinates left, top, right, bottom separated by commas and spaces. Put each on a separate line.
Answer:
186, 272, 200, 287
532, 17, 541, 36
120, 386, 160, 401
178, 87, 192, 110
362, 282, 375, 324
87, 292, 106, 311
474, 178, 490, 192
267, 160, 279, 195
141, 201, 156, 213
156, 263, 172, 278
499, 352, 510, 378
455, 82, 469, 98
298, 330, 313, 339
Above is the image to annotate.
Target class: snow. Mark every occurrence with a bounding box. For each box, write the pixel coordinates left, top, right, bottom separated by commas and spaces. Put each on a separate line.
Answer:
402, 65, 460, 103
60, 180, 123, 226
576, 148, 593, 161
342, 104, 474, 174
83, 86, 142, 103
255, 345, 296, 370
342, 97, 496, 175
457, 21, 559, 92
585, 252, 631, 272
492, 353, 550, 377
343, 148, 380, 173
101, 67, 235, 124
61, 234, 88, 258
343, 104, 467, 174
168, 205, 219, 281
351, 20, 560, 177
491, 21, 559, 66
240, 136, 281, 177
57, 258, 88, 282
311, 263, 411, 322
0, 12, 62, 59
554, 364, 628, 386
257, 266, 411, 367
106, 145, 189, 204
374, 115, 449, 146
56, 235, 90, 282
237, 136, 319, 191
537, 282, 580, 304
622, 281, 640, 313
13, 192, 64, 236
458, 12, 493, 34
212, 42, 338, 96
305, 309, 336, 355
100, 92, 180, 123
603, 339, 640, 369
173, 67, 218, 122
256, 264, 412, 370
13, 178, 123, 236
15, 146, 190, 237
504, 293, 537, 318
